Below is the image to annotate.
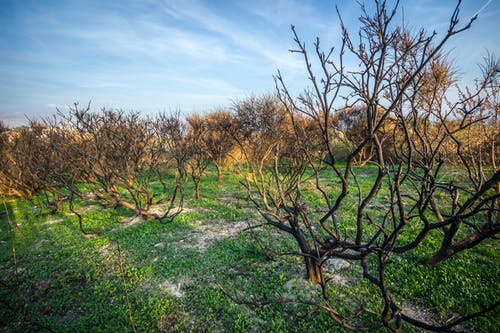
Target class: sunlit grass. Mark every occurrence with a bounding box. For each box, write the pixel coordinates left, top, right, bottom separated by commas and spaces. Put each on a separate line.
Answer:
0, 165, 498, 332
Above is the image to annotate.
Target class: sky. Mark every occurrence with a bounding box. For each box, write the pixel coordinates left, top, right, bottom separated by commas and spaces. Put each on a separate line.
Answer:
0, 0, 498, 127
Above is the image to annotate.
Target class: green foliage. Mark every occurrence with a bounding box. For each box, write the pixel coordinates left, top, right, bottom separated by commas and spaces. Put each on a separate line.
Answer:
0, 166, 498, 332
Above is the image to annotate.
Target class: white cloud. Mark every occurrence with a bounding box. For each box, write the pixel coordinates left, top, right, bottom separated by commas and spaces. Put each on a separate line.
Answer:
238, 0, 318, 28
24, 5, 238, 67
172, 76, 245, 95
46, 103, 68, 109
138, 22, 242, 63
160, 0, 303, 70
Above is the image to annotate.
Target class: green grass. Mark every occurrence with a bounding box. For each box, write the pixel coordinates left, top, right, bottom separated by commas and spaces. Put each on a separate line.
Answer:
0, 165, 498, 332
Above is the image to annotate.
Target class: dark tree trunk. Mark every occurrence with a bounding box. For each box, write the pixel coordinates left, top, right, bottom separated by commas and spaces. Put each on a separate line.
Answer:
194, 181, 200, 200
305, 256, 323, 284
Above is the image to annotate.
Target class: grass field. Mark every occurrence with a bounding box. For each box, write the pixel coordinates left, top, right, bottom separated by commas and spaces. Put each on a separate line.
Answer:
1, 165, 499, 332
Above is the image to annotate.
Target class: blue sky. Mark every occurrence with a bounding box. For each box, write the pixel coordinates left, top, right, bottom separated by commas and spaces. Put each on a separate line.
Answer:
0, 0, 498, 127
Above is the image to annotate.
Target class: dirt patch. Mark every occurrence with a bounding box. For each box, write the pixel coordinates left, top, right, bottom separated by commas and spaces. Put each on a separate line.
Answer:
219, 195, 247, 206
98, 243, 111, 257
66, 204, 100, 216
119, 215, 145, 228
183, 219, 253, 252
401, 301, 442, 327
401, 302, 475, 331
159, 279, 185, 297
284, 277, 322, 301
43, 218, 64, 226
139, 276, 189, 298
15, 267, 26, 275
117, 205, 212, 230
178, 207, 212, 214
77, 205, 99, 214
115, 204, 254, 252
329, 274, 350, 286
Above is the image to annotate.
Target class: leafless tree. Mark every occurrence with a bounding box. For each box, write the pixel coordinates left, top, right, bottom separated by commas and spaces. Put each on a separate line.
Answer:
203, 109, 236, 184
186, 114, 211, 200
0, 122, 21, 199
155, 111, 189, 202
228, 94, 291, 210
241, 1, 499, 331
0, 121, 68, 212
0, 123, 42, 200
56, 104, 183, 226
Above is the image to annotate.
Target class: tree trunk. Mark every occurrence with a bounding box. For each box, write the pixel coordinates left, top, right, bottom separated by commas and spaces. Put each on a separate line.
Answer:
114, 199, 156, 220
425, 247, 454, 267
195, 181, 200, 200
305, 256, 323, 284
216, 165, 223, 184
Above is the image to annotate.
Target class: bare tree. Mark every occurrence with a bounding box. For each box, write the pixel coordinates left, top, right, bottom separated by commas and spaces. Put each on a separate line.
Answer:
241, 1, 498, 331
0, 121, 68, 212
186, 114, 211, 200
57, 104, 183, 224
155, 111, 189, 202
0, 123, 42, 200
229, 94, 291, 210
203, 109, 236, 184
451, 54, 499, 182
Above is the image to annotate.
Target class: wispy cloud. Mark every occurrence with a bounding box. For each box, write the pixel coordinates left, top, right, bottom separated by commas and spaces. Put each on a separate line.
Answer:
34, 13, 236, 66
46, 103, 70, 111
160, 0, 302, 70
238, 0, 318, 27
1, 0, 498, 127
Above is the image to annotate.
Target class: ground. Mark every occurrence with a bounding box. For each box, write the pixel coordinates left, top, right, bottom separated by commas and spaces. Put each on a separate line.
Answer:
0, 166, 498, 332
